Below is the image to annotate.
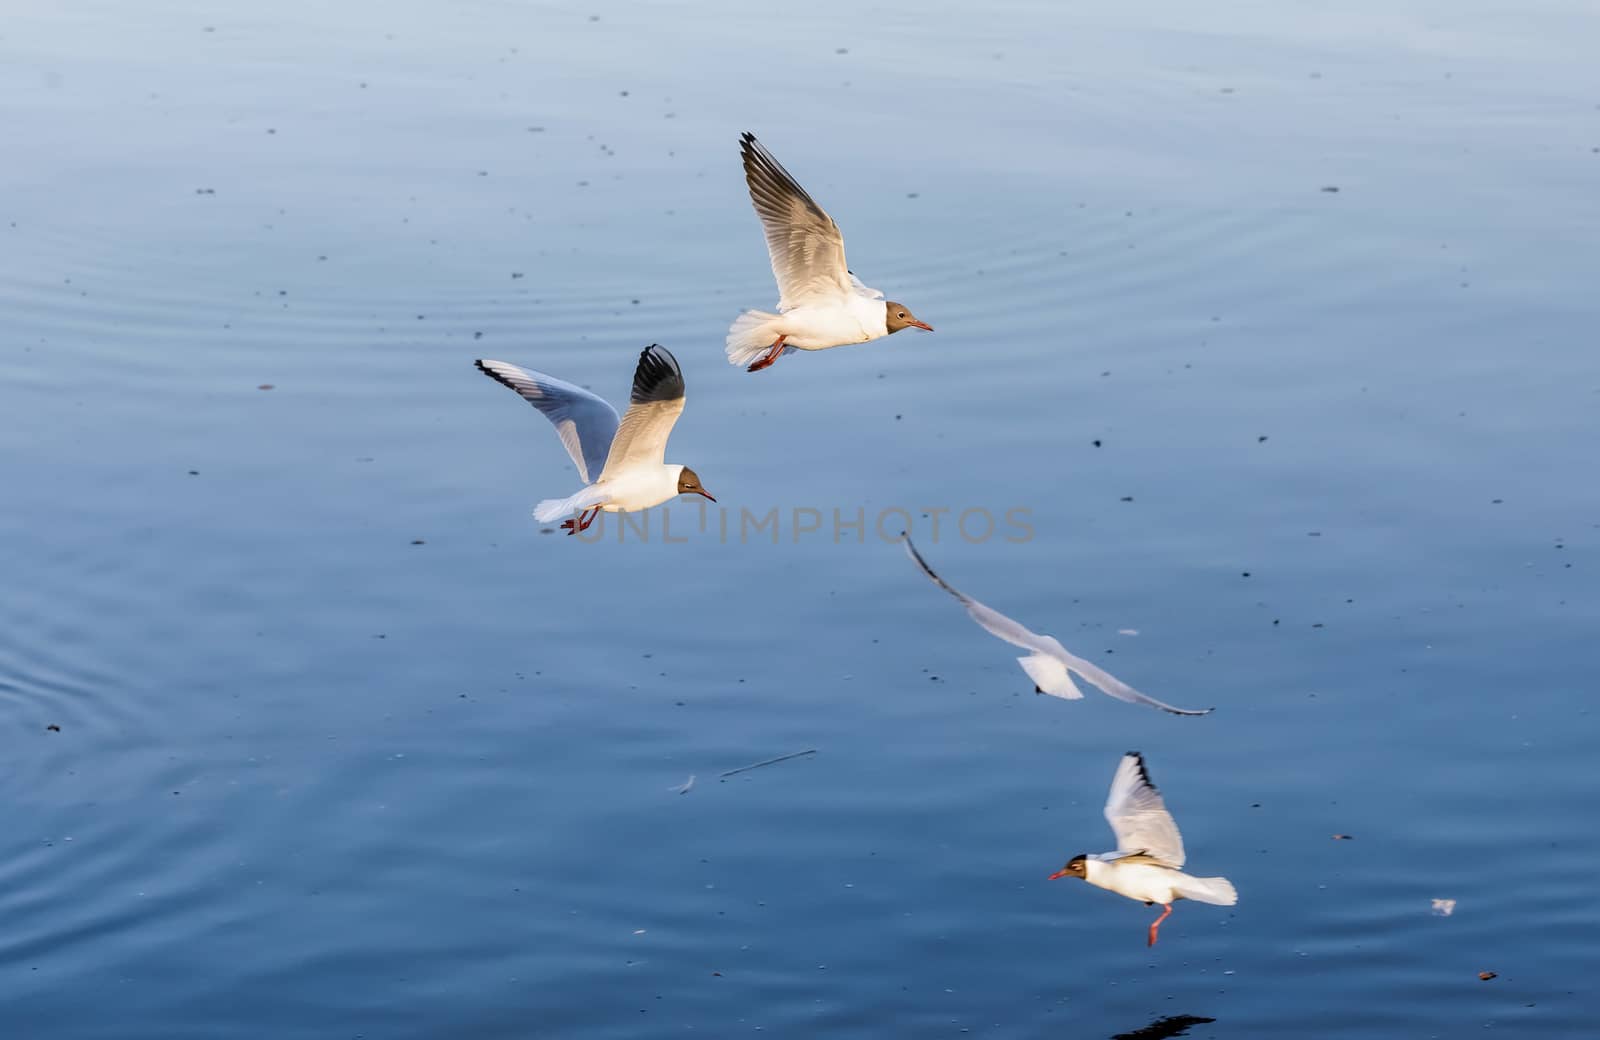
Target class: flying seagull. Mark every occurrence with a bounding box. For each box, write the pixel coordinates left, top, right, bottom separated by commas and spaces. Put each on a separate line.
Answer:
1049, 752, 1238, 947
475, 345, 714, 533
727, 132, 932, 373
902, 537, 1212, 715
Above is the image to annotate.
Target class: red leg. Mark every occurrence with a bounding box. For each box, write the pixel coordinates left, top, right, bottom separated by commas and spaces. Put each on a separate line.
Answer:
1147, 903, 1173, 947
746, 335, 788, 373
561, 506, 599, 535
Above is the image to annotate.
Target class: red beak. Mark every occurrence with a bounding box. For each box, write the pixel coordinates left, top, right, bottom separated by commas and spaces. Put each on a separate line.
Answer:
693, 489, 716, 503
908, 319, 934, 332
1047, 868, 1070, 880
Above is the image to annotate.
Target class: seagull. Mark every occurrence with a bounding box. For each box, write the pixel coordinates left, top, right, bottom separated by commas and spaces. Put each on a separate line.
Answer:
1049, 752, 1238, 947
474, 345, 714, 534
727, 132, 932, 373
902, 537, 1212, 715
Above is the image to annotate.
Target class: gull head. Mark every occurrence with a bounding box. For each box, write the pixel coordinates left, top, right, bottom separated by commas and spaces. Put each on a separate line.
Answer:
1048, 854, 1088, 881
676, 466, 716, 503
884, 301, 934, 334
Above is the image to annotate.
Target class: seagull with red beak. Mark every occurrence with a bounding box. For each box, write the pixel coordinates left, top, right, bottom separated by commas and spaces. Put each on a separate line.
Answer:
1050, 752, 1237, 947
727, 132, 933, 373
475, 345, 714, 534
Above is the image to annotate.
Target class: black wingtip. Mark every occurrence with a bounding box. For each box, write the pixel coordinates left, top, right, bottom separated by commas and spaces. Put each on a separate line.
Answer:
474, 358, 516, 392
1126, 752, 1159, 790
630, 344, 684, 404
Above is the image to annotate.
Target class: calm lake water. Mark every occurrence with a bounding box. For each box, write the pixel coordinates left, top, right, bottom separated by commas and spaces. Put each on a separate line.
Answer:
4, 1, 1598, 1036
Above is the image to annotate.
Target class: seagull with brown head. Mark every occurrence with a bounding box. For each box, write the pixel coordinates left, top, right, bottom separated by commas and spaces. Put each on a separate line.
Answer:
728, 132, 933, 373
475, 345, 714, 534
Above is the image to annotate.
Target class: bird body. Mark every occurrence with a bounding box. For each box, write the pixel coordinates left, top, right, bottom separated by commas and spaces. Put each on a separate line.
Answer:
729, 132, 931, 372
530, 463, 693, 522
474, 345, 714, 533
1050, 753, 1237, 946
1081, 855, 1238, 909
730, 293, 890, 359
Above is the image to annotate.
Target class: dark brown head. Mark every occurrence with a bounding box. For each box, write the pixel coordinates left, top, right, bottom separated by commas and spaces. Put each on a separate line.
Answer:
1048, 854, 1088, 881
676, 466, 715, 502
884, 301, 933, 334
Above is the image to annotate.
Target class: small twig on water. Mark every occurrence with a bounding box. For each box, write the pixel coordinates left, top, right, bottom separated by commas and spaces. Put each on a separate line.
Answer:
719, 748, 818, 779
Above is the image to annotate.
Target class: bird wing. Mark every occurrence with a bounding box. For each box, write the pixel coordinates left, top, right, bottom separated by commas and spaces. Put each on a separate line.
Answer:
903, 536, 1060, 654
740, 132, 855, 310
1039, 641, 1214, 717
474, 359, 619, 484
847, 270, 884, 300
598, 345, 687, 479
1104, 752, 1186, 868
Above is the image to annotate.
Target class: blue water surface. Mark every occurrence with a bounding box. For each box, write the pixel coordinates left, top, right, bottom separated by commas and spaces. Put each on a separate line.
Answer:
3, 1, 1598, 1036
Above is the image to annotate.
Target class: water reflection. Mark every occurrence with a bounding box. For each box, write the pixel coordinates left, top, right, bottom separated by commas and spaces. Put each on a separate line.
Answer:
1111, 1014, 1218, 1039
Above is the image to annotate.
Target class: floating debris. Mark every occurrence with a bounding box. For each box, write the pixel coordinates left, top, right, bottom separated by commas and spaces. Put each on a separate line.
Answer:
1332, 833, 1354, 840
1431, 898, 1456, 917
1479, 970, 1497, 981
720, 748, 817, 778
671, 774, 696, 795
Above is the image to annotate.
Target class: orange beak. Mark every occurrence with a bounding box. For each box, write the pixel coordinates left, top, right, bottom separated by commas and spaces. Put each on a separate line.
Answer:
908, 319, 934, 332
1047, 868, 1070, 880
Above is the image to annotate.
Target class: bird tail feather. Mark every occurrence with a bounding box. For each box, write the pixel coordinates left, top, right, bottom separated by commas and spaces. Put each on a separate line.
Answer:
1175, 875, 1237, 906
725, 309, 785, 367
533, 486, 607, 524
1017, 654, 1084, 699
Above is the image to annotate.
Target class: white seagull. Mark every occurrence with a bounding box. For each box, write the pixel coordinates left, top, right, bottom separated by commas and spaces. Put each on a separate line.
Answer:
727, 132, 932, 373
474, 345, 714, 534
902, 537, 1212, 716
1049, 752, 1238, 947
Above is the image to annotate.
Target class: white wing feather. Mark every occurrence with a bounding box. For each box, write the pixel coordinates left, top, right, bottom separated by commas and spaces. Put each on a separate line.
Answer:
740, 133, 855, 310
601, 400, 685, 477
1104, 752, 1187, 868
848, 271, 883, 300
598, 345, 687, 480
474, 359, 618, 484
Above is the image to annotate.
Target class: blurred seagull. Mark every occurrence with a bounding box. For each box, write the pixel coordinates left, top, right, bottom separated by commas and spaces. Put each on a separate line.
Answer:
1050, 752, 1238, 947
727, 132, 932, 372
474, 345, 714, 534
902, 537, 1212, 716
